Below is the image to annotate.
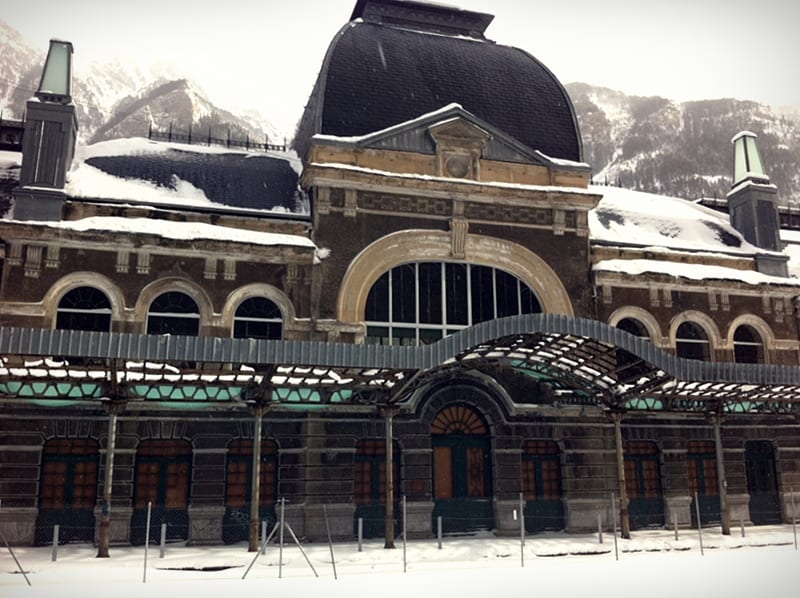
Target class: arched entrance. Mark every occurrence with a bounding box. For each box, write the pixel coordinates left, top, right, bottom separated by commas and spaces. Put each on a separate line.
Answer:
431, 404, 493, 533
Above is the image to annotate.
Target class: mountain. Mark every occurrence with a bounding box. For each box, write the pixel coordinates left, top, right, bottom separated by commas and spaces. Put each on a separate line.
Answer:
2, 19, 798, 206
0, 20, 277, 144
566, 83, 800, 206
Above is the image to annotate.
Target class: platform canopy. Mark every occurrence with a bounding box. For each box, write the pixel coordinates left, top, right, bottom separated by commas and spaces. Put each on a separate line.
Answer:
1, 314, 799, 416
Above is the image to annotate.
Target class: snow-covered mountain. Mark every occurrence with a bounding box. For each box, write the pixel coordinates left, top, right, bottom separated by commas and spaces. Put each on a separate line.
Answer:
3, 19, 798, 206
566, 83, 800, 206
0, 20, 278, 144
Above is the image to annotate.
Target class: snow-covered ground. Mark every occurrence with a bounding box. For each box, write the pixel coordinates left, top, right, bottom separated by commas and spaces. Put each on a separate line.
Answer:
3, 525, 798, 597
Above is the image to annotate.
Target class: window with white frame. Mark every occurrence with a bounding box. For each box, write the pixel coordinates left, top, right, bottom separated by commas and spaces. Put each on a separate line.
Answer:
56, 286, 112, 332
233, 297, 283, 340
146, 292, 200, 336
365, 262, 542, 345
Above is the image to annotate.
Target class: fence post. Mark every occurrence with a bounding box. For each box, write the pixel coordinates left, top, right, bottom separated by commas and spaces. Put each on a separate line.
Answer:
673, 510, 679, 541
402, 495, 407, 573
789, 488, 797, 550
278, 498, 285, 579
261, 520, 267, 555
611, 492, 619, 561
740, 515, 745, 538
437, 516, 442, 549
323, 504, 338, 580
51, 524, 59, 561
694, 492, 704, 556
597, 512, 603, 544
519, 492, 525, 568
357, 517, 363, 552
159, 523, 167, 558
143, 501, 152, 583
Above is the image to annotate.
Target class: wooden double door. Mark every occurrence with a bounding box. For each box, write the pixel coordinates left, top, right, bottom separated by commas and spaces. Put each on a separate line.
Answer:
431, 405, 493, 533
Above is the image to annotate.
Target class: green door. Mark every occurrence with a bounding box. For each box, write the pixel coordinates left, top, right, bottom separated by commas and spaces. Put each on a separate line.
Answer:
687, 441, 720, 527
745, 441, 781, 525
131, 440, 191, 545
431, 405, 493, 533
624, 441, 664, 529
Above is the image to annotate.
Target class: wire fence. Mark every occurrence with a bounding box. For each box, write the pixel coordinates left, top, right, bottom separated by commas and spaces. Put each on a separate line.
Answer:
26, 492, 795, 549
147, 124, 287, 153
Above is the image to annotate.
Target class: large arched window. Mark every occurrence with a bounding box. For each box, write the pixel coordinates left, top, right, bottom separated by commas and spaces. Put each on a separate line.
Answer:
233, 297, 283, 340
56, 287, 112, 331
675, 322, 711, 361
146, 292, 200, 336
365, 262, 542, 345
733, 325, 764, 364
614, 317, 650, 383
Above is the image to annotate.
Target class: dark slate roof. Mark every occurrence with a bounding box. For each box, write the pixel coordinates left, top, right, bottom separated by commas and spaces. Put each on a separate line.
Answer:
294, 18, 582, 163
82, 144, 304, 213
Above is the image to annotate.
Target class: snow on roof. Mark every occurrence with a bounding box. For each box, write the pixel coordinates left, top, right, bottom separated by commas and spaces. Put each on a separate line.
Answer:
0, 149, 21, 172
594, 258, 800, 286
23, 216, 316, 249
65, 137, 305, 214
73, 137, 302, 172
67, 161, 216, 208
588, 185, 763, 255
308, 161, 598, 195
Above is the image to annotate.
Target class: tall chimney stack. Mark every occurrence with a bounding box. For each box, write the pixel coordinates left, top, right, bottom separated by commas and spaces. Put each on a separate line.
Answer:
726, 131, 787, 277
13, 39, 78, 221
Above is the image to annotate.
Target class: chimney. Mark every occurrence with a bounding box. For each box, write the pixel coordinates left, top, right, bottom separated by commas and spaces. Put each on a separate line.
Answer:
13, 39, 78, 221
726, 131, 787, 277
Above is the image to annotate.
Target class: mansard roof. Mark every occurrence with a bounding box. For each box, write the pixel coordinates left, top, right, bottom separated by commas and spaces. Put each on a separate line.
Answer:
294, 8, 581, 163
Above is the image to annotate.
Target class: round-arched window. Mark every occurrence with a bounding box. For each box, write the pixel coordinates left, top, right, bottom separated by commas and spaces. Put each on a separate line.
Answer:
676, 322, 710, 361
56, 287, 112, 332
733, 325, 764, 364
146, 292, 199, 336
365, 262, 542, 345
233, 297, 283, 340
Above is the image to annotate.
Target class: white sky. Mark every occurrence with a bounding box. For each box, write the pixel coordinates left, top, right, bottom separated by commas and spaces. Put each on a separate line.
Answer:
6, 0, 800, 138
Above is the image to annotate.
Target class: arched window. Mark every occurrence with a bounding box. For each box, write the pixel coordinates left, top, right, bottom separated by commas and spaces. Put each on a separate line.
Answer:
733, 325, 764, 364
146, 292, 200, 336
615, 317, 650, 382
365, 262, 542, 345
56, 287, 112, 331
675, 322, 711, 361
233, 297, 283, 340
617, 317, 648, 339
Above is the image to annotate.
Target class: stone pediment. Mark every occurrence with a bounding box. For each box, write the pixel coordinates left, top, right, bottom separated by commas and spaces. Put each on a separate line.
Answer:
313, 104, 585, 171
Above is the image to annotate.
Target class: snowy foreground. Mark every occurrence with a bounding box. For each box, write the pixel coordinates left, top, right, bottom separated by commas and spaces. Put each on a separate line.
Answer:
3, 525, 798, 598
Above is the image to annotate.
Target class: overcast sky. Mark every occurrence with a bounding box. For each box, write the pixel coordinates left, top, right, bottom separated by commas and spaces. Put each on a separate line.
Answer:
8, 0, 800, 138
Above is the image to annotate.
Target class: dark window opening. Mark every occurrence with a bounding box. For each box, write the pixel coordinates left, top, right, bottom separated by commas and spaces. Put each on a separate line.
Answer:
146, 292, 200, 336
676, 322, 710, 361
233, 297, 282, 340
56, 287, 112, 332
733, 325, 764, 364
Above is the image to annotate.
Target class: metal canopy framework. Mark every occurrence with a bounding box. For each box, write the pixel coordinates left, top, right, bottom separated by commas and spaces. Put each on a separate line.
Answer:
1, 314, 800, 416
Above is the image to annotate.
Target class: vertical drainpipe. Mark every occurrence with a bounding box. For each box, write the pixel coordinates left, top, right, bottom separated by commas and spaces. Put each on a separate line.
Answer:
711, 413, 731, 535
612, 411, 631, 539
